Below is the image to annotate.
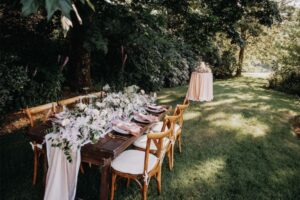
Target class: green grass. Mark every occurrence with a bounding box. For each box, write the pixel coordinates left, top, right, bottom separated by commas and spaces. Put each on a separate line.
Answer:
1, 77, 300, 199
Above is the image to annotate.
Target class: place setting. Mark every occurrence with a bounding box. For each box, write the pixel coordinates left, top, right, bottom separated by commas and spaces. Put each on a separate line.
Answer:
145, 104, 167, 114
111, 119, 141, 136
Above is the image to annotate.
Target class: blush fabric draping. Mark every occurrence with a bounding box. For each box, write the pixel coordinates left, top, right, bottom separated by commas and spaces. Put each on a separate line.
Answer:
186, 72, 213, 102
44, 134, 81, 200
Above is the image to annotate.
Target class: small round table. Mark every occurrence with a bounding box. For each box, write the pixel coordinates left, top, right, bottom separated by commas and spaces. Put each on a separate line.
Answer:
186, 72, 213, 101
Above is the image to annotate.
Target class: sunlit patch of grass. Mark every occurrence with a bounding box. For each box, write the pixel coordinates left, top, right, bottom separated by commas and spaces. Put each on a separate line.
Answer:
203, 99, 237, 107
183, 111, 202, 121
186, 157, 225, 185
271, 169, 298, 184
208, 113, 269, 138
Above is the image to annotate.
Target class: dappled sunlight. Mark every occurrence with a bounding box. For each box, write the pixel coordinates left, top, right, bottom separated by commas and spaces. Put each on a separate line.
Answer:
284, 139, 300, 152
259, 95, 271, 100
176, 157, 225, 187
270, 169, 297, 185
202, 99, 237, 107
157, 94, 172, 100
183, 111, 202, 121
158, 98, 178, 104
206, 112, 270, 137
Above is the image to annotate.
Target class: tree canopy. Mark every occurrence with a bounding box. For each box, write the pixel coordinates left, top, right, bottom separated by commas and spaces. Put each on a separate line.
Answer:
0, 0, 288, 116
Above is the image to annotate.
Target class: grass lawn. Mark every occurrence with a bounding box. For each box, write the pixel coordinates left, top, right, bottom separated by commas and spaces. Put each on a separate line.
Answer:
1, 77, 300, 199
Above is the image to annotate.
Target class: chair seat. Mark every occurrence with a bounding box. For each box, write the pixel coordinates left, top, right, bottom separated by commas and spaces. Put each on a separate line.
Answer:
111, 150, 158, 175
133, 134, 170, 151
151, 122, 181, 136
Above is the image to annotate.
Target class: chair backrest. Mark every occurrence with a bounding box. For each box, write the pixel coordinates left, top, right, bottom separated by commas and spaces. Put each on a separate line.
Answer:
24, 102, 57, 127
183, 98, 190, 106
174, 104, 188, 127
79, 91, 106, 104
89, 91, 105, 98
144, 126, 172, 172
164, 111, 181, 136
57, 91, 104, 112
57, 95, 83, 112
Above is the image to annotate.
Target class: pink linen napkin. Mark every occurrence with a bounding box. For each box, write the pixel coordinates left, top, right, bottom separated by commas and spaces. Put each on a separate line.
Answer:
111, 119, 141, 136
147, 105, 167, 111
134, 112, 159, 123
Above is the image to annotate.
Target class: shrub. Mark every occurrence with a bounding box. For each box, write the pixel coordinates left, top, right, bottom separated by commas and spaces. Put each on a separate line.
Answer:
0, 56, 64, 115
211, 50, 237, 79
0, 60, 29, 114
269, 69, 300, 96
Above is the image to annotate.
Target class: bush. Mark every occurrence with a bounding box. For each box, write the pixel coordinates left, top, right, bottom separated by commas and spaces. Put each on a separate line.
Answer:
211, 50, 237, 79
0, 60, 29, 114
269, 69, 300, 96
268, 10, 300, 96
0, 56, 64, 115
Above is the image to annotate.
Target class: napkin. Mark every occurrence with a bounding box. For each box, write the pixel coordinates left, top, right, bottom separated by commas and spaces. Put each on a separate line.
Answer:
111, 119, 141, 136
134, 112, 159, 123
147, 105, 167, 111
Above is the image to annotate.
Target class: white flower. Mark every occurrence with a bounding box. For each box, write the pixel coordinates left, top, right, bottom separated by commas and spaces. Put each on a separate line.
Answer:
153, 92, 157, 98
77, 103, 87, 110
61, 119, 70, 126
94, 133, 101, 140
91, 109, 100, 116
140, 89, 145, 95
103, 84, 110, 92
96, 102, 105, 108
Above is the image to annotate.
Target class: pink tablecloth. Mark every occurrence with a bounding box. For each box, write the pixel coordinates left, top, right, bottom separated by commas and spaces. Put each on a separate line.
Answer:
186, 72, 213, 101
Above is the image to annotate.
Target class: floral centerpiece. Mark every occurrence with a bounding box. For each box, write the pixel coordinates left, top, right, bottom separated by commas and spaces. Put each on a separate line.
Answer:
47, 85, 156, 162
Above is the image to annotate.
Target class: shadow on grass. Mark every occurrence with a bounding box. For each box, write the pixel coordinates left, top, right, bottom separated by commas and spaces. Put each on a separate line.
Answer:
1, 77, 300, 200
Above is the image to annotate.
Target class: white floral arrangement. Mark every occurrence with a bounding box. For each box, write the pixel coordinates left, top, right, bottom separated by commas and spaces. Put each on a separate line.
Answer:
48, 84, 156, 162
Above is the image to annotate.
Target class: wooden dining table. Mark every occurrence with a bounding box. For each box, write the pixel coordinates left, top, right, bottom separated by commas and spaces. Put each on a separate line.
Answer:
26, 106, 169, 200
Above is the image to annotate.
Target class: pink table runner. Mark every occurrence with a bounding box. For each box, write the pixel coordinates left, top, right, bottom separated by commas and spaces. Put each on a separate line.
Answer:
186, 72, 213, 101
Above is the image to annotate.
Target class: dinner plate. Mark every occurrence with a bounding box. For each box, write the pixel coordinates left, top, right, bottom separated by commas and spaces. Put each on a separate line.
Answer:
148, 105, 163, 110
133, 115, 150, 124
112, 126, 129, 135
146, 107, 164, 114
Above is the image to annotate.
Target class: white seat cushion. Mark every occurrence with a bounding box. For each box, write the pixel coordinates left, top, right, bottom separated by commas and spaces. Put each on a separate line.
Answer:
151, 121, 181, 136
111, 150, 158, 175
133, 134, 170, 151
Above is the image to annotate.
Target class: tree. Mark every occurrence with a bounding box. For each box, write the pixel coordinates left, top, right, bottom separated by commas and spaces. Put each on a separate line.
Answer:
234, 0, 281, 76
161, 0, 281, 77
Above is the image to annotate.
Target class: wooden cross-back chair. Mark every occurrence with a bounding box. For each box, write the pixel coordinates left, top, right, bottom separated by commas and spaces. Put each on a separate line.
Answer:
173, 103, 189, 153
183, 97, 190, 106
134, 111, 181, 170
57, 95, 83, 112
25, 102, 57, 127
110, 125, 173, 200
80, 91, 105, 104
24, 102, 57, 185
58, 92, 104, 110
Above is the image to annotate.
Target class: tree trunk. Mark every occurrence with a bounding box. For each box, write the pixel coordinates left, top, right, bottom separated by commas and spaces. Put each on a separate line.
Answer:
236, 46, 245, 77
236, 28, 247, 77
67, 8, 92, 91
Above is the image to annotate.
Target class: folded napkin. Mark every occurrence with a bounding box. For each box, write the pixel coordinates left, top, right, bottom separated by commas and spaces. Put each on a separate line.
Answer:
147, 105, 167, 111
111, 119, 141, 136
134, 112, 159, 123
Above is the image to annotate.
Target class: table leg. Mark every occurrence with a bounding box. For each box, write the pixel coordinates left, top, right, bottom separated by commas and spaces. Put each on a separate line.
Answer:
100, 158, 111, 200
